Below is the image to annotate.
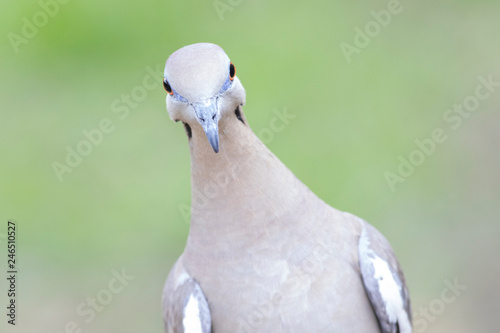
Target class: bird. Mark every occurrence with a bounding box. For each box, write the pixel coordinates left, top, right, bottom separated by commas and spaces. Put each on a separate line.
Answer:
161, 42, 412, 333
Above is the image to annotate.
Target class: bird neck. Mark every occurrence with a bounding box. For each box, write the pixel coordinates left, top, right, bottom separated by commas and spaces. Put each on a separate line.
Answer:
186, 113, 316, 254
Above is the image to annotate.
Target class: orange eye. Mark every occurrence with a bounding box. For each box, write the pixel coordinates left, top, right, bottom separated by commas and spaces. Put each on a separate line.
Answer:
163, 79, 173, 95
229, 62, 235, 81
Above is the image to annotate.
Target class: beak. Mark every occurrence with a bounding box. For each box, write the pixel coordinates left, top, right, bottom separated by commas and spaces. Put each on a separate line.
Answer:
192, 97, 220, 153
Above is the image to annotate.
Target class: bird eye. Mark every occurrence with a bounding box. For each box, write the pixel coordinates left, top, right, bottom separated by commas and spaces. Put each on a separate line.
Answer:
229, 62, 235, 81
163, 79, 173, 95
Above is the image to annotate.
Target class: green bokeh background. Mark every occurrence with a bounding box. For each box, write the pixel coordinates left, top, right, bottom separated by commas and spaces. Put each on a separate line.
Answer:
1, 0, 499, 332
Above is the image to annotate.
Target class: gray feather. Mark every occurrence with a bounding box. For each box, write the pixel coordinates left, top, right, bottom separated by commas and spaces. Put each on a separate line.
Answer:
358, 218, 412, 333
163, 260, 212, 333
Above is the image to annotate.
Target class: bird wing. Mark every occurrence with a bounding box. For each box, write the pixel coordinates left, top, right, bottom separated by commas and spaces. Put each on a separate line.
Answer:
356, 216, 412, 333
162, 258, 212, 333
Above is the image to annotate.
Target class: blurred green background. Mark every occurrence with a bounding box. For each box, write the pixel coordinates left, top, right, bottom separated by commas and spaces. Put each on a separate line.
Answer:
1, 0, 499, 332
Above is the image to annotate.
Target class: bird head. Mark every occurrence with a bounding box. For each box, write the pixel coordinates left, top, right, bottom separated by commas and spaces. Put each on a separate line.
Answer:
163, 43, 246, 153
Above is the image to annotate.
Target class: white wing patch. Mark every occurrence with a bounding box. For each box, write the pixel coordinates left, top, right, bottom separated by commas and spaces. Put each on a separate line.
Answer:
370, 255, 412, 332
356, 215, 412, 333
183, 294, 203, 333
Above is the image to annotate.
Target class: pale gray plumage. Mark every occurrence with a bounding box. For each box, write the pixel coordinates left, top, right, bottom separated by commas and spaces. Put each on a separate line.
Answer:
163, 260, 211, 333
161, 43, 412, 332
358, 217, 412, 333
